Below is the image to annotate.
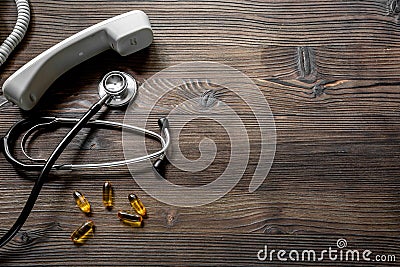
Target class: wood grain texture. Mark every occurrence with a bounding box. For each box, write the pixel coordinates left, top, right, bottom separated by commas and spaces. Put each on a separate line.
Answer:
1, 0, 400, 266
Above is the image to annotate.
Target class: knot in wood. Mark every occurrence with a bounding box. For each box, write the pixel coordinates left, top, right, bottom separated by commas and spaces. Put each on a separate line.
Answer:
200, 90, 218, 108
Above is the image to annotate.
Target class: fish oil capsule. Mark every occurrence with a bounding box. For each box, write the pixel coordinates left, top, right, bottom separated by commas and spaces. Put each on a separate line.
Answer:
71, 220, 95, 244
128, 193, 146, 216
73, 191, 91, 214
118, 210, 143, 227
102, 181, 113, 209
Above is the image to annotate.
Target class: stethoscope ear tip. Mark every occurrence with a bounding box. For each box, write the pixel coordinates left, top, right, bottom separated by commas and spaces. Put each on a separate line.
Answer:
158, 117, 169, 129
153, 156, 168, 177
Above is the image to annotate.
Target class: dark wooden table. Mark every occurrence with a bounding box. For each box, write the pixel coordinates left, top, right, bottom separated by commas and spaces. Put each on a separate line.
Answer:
1, 0, 399, 266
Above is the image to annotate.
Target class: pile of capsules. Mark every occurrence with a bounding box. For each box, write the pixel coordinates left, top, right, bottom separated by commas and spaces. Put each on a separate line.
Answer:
70, 181, 147, 244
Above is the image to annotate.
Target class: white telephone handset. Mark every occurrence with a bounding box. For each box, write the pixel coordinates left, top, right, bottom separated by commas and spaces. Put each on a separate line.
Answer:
2, 10, 153, 110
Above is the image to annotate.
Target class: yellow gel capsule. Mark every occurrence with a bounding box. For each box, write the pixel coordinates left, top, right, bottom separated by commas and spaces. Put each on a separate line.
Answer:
71, 220, 95, 244
102, 181, 113, 209
128, 193, 146, 216
73, 191, 91, 214
118, 210, 143, 227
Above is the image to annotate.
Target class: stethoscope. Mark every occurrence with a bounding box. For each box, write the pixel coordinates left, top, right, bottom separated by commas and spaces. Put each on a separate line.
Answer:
0, 71, 170, 247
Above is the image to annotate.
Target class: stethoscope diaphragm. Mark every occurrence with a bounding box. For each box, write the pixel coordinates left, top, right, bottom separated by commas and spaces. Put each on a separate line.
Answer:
98, 71, 137, 107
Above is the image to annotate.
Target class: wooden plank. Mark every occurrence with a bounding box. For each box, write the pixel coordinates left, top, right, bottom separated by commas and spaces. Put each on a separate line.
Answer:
0, 232, 398, 266
261, 45, 400, 80
4, 43, 400, 87
8, 0, 400, 47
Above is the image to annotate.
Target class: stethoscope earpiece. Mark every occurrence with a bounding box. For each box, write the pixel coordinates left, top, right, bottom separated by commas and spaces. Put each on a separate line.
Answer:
153, 154, 168, 177
152, 117, 170, 177
158, 117, 169, 130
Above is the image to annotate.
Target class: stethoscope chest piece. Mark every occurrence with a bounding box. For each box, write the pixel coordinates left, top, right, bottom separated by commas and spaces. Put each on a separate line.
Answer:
98, 71, 137, 107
